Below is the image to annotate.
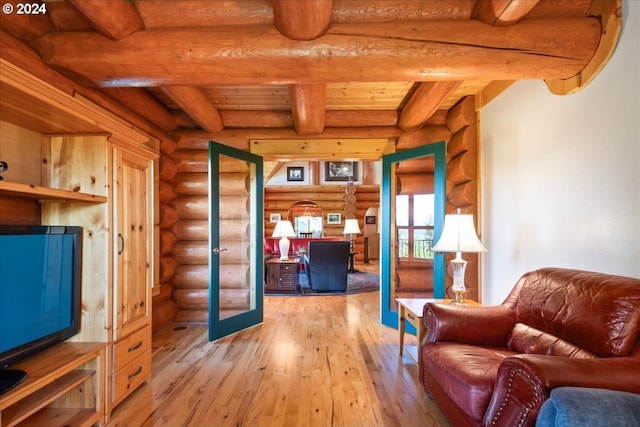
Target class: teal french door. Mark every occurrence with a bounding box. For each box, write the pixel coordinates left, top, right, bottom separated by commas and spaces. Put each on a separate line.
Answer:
380, 142, 446, 329
208, 141, 264, 341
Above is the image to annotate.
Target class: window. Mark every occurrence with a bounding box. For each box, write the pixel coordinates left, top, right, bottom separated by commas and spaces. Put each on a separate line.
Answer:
396, 194, 435, 261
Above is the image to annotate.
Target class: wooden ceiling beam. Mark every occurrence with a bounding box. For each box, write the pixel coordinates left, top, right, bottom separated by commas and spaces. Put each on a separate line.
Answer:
272, 0, 332, 40
217, 110, 400, 129
176, 126, 451, 152
250, 138, 396, 161
221, 110, 292, 129
398, 82, 462, 131
160, 86, 223, 133
101, 87, 177, 132
546, 0, 622, 95
134, 0, 475, 29
34, 18, 601, 86
472, 0, 540, 26
0, 30, 171, 144
325, 110, 399, 128
0, 0, 55, 42
289, 84, 326, 135
68, 0, 145, 40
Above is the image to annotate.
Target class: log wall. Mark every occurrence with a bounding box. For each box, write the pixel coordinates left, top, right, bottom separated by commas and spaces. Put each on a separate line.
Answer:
156, 140, 256, 324
444, 96, 480, 301
265, 184, 380, 261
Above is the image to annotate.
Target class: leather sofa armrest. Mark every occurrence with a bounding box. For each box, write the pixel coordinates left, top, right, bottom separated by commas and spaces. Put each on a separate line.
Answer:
424, 303, 515, 347
484, 355, 640, 427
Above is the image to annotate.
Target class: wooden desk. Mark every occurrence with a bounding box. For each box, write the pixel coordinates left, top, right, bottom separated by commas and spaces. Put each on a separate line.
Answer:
397, 298, 481, 365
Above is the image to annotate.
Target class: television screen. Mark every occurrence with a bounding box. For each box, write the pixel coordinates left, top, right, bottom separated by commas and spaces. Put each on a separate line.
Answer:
0, 226, 82, 370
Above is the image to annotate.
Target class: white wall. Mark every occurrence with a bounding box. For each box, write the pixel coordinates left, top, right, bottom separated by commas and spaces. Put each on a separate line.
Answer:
480, 1, 640, 305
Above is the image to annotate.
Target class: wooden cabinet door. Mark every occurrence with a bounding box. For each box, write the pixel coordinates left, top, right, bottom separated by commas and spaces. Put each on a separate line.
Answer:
114, 148, 152, 341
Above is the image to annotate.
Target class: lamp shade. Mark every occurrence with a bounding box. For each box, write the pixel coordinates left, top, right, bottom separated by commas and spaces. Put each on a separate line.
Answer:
272, 220, 296, 238
343, 218, 361, 235
432, 212, 486, 254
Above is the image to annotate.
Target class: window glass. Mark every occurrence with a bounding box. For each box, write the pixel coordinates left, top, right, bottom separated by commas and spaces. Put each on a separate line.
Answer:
396, 195, 408, 226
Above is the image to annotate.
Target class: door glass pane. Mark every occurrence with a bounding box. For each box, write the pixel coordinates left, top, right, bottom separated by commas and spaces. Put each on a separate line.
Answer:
217, 154, 255, 320
390, 154, 436, 309
396, 195, 409, 226
413, 229, 434, 260
414, 194, 434, 226
397, 228, 409, 258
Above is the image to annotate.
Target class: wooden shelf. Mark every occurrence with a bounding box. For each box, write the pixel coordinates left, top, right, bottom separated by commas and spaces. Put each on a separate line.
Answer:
0, 342, 106, 427
17, 408, 100, 427
0, 181, 107, 203
1, 370, 95, 426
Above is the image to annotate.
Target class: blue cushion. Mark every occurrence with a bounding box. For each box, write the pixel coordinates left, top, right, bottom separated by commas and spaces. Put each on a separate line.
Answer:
536, 387, 640, 427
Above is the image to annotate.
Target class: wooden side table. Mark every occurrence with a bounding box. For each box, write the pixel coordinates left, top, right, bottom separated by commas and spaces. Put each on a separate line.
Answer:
266, 258, 299, 293
397, 298, 481, 366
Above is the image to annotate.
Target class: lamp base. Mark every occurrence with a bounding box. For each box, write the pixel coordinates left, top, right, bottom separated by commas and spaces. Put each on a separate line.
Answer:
450, 290, 468, 305
279, 236, 291, 261
449, 257, 468, 305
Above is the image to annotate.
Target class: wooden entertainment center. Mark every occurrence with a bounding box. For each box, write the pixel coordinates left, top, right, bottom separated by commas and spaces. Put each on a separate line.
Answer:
0, 60, 157, 425
0, 343, 106, 427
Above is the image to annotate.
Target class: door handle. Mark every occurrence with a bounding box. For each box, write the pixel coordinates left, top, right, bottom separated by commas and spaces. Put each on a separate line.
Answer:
118, 233, 125, 255
212, 247, 227, 255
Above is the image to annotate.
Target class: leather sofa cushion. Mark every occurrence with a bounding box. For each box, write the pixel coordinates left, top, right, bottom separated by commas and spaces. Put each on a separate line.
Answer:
422, 343, 516, 423
510, 268, 640, 357
508, 323, 598, 358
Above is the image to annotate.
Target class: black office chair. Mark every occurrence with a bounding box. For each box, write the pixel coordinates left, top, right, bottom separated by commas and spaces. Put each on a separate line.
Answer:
303, 241, 350, 292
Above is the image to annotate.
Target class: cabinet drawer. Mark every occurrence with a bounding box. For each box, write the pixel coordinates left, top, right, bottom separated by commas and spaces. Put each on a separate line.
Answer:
113, 349, 151, 406
279, 263, 298, 273
114, 325, 151, 372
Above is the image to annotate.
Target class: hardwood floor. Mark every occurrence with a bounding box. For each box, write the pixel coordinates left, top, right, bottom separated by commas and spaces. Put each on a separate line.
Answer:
108, 265, 449, 427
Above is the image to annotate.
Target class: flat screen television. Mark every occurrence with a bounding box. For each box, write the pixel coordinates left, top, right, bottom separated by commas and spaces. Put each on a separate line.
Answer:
0, 225, 82, 395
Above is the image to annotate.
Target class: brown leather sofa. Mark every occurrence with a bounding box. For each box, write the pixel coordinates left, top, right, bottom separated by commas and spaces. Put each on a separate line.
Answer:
419, 267, 640, 427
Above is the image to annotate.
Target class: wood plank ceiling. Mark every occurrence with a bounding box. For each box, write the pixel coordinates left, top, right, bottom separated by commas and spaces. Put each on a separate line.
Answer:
0, 0, 620, 157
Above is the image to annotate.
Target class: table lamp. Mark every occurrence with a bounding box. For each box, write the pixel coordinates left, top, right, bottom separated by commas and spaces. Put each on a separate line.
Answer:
272, 220, 296, 260
343, 218, 361, 252
432, 209, 487, 305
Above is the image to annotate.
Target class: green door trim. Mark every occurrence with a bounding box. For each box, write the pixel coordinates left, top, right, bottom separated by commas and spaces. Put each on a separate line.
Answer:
208, 141, 264, 341
380, 141, 446, 329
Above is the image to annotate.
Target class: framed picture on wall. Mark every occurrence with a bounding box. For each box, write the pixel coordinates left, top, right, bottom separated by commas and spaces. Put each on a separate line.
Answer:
287, 166, 304, 182
325, 161, 358, 181
365, 215, 376, 225
269, 213, 281, 223
327, 213, 341, 224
